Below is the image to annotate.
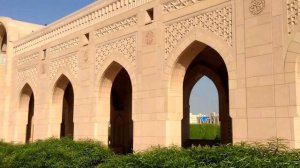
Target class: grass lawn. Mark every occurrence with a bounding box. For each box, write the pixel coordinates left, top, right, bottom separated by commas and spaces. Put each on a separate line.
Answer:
190, 123, 220, 140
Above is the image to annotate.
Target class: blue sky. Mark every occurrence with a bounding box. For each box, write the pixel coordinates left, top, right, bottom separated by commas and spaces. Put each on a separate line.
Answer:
0, 0, 219, 115
0, 0, 95, 25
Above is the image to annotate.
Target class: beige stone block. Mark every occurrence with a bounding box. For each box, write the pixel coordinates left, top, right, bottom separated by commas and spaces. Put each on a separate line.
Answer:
272, 16, 282, 47
245, 23, 272, 47
245, 43, 272, 58
233, 118, 248, 139
236, 26, 245, 54
235, 0, 244, 25
248, 107, 275, 118
237, 54, 245, 78
246, 75, 274, 87
275, 106, 289, 118
276, 118, 292, 140
247, 86, 274, 107
245, 13, 272, 28
273, 47, 284, 73
293, 117, 300, 141
272, 0, 283, 16
275, 84, 290, 106
285, 72, 296, 83
246, 54, 273, 77
289, 83, 297, 105
248, 118, 276, 140
230, 88, 246, 109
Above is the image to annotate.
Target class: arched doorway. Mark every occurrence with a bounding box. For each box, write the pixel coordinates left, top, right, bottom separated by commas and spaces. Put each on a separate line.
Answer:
109, 68, 133, 154
60, 82, 74, 138
19, 84, 35, 143
52, 75, 74, 139
182, 46, 231, 147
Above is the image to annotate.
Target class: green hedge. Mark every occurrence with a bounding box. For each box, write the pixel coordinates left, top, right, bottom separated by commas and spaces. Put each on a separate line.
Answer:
0, 138, 112, 168
190, 124, 220, 140
99, 144, 300, 168
0, 138, 300, 168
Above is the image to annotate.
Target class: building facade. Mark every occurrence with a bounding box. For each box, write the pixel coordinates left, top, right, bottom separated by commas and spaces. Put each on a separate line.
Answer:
1, 0, 300, 152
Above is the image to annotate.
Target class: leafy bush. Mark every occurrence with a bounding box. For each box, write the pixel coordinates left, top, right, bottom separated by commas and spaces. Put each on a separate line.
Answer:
98, 146, 196, 168
1, 138, 112, 168
1, 138, 300, 168
190, 124, 220, 140
99, 140, 300, 168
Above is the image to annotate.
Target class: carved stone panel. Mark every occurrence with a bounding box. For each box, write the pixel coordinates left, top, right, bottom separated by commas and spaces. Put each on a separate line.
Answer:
49, 38, 79, 54
165, 6, 232, 57
17, 66, 38, 87
163, 0, 204, 13
95, 35, 136, 70
249, 0, 265, 15
49, 53, 78, 80
95, 16, 138, 38
287, 0, 300, 34
18, 52, 39, 66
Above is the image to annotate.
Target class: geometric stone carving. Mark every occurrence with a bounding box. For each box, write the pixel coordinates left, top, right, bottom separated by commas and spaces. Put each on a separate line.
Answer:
95, 35, 136, 70
163, 0, 204, 13
287, 0, 300, 34
49, 53, 78, 80
95, 16, 138, 38
17, 52, 39, 66
165, 6, 232, 56
49, 38, 79, 54
17, 66, 38, 86
249, 0, 265, 15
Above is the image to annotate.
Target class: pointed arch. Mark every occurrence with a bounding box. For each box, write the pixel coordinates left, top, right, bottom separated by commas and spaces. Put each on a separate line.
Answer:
15, 83, 35, 142
49, 74, 74, 138
95, 61, 134, 153
284, 30, 300, 148
165, 28, 234, 146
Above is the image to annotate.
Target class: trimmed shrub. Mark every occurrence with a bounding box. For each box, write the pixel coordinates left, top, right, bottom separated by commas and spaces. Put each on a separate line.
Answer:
98, 147, 197, 168
3, 138, 112, 168
99, 140, 300, 168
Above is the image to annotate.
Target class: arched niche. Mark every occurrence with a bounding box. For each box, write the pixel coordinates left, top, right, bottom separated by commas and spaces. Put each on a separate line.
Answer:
16, 83, 35, 143
51, 74, 74, 139
98, 61, 133, 154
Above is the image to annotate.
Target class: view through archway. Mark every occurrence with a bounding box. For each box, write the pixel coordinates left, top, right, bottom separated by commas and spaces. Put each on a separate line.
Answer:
182, 46, 232, 147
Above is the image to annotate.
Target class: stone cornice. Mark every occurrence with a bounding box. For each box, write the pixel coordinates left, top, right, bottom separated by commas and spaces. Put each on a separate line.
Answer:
13, 0, 151, 55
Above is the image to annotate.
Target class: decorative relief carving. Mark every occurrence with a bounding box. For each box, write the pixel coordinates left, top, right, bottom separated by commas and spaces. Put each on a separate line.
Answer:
287, 0, 300, 34
95, 35, 136, 70
17, 66, 38, 86
14, 0, 150, 55
95, 16, 138, 38
163, 0, 204, 13
249, 0, 265, 15
49, 53, 78, 80
49, 38, 79, 54
165, 6, 232, 56
144, 31, 155, 46
17, 52, 39, 65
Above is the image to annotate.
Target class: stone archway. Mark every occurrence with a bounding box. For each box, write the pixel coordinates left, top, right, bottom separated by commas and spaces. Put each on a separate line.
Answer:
16, 83, 35, 143
51, 75, 74, 139
109, 68, 133, 154
182, 46, 231, 147
166, 38, 234, 146
97, 61, 133, 154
